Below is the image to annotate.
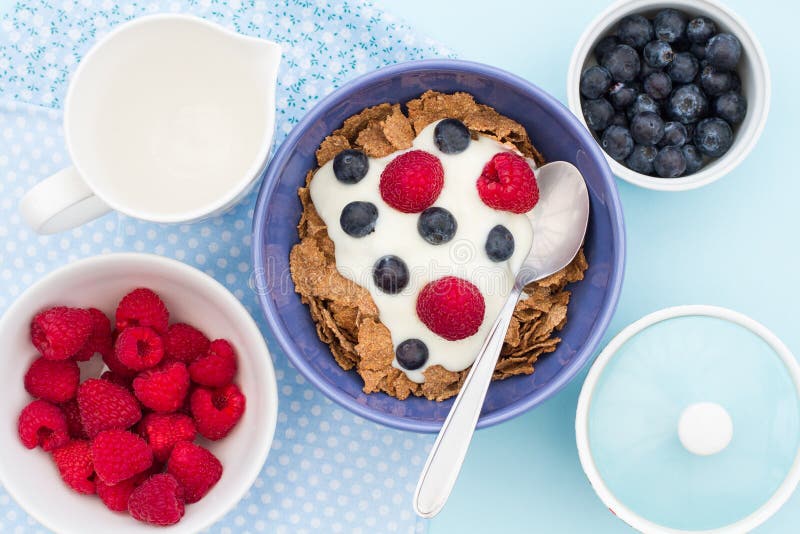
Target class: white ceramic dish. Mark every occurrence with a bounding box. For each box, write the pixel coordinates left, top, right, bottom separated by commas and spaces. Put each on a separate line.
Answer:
576, 305, 800, 533
0, 253, 278, 533
566, 0, 770, 191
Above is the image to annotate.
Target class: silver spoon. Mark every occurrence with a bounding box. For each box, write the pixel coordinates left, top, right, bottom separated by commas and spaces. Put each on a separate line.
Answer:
413, 161, 590, 519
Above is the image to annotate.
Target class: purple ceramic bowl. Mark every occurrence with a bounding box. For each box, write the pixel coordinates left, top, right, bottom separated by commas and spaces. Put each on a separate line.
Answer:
252, 59, 625, 433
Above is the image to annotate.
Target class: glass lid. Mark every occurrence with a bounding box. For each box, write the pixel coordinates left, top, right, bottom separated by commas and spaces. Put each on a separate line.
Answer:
576, 306, 800, 533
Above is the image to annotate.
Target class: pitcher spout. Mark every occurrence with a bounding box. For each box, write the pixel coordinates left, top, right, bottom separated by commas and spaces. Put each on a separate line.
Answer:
238, 35, 282, 85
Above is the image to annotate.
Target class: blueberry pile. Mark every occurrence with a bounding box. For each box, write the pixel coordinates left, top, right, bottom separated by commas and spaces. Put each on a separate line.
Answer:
580, 9, 746, 178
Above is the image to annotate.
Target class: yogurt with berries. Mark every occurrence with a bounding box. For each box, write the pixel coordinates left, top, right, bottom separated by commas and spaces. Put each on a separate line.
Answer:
310, 119, 538, 382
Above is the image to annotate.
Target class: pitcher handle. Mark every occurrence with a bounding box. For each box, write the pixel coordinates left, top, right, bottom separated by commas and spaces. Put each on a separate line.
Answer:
20, 166, 112, 234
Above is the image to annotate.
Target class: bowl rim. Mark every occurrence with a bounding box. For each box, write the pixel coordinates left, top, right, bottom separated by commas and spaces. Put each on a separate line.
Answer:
566, 0, 771, 191
575, 305, 800, 532
0, 252, 279, 533
253, 58, 626, 433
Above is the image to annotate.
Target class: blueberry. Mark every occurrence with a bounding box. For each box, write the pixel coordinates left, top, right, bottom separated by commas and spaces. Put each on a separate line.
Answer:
685, 122, 696, 141
630, 112, 665, 146
333, 149, 369, 184
667, 84, 708, 124
694, 117, 734, 157
601, 44, 641, 82
667, 52, 699, 83
654, 146, 687, 177
485, 225, 515, 262
611, 111, 629, 128
638, 61, 661, 79
595, 35, 619, 63
653, 9, 687, 43
699, 65, 734, 96
643, 40, 674, 68
659, 121, 688, 147
626, 144, 658, 174
706, 33, 742, 71
686, 17, 716, 44
729, 72, 742, 93
373, 255, 409, 294
627, 93, 660, 120
714, 92, 747, 124
671, 34, 691, 53
682, 144, 704, 174
582, 98, 615, 131
628, 79, 644, 94
434, 119, 471, 154
690, 43, 707, 60
643, 71, 672, 100
617, 15, 653, 49
417, 207, 457, 245
601, 125, 634, 161
580, 66, 613, 99
395, 339, 428, 370
340, 201, 378, 237
608, 82, 637, 109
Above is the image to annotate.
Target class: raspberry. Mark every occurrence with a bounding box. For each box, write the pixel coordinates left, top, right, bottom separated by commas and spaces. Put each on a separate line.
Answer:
51, 440, 95, 494
164, 323, 210, 364
128, 474, 185, 526
24, 357, 80, 403
96, 470, 152, 512
101, 370, 133, 390
17, 399, 69, 451
476, 152, 539, 213
30, 306, 93, 361
379, 150, 444, 213
190, 383, 246, 440
166, 441, 223, 503
92, 429, 153, 485
133, 361, 190, 413
116, 288, 169, 335
138, 412, 196, 462
416, 276, 485, 341
73, 308, 113, 362
77, 378, 142, 438
188, 339, 237, 387
61, 399, 87, 439
115, 326, 164, 371
102, 342, 137, 377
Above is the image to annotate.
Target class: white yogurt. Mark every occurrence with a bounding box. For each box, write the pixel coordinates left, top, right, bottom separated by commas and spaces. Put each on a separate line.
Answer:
309, 121, 534, 382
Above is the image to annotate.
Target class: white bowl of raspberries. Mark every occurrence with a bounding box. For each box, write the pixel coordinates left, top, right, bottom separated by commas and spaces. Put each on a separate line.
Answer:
567, 0, 770, 191
0, 253, 278, 532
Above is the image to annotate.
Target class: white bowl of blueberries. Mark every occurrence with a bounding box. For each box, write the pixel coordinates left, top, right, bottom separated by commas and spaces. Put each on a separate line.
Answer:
567, 0, 770, 191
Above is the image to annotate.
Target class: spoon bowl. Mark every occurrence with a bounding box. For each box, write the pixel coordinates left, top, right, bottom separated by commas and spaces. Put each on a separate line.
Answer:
524, 161, 591, 281
414, 160, 590, 519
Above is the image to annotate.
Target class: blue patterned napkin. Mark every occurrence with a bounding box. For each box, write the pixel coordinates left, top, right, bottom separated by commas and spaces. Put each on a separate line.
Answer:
0, 1, 455, 531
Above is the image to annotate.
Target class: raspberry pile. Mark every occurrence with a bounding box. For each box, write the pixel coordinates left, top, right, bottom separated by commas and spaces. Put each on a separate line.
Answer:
17, 288, 246, 526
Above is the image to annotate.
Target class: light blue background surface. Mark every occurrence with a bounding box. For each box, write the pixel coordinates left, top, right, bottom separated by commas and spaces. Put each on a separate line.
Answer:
376, 0, 800, 532
1, 0, 798, 532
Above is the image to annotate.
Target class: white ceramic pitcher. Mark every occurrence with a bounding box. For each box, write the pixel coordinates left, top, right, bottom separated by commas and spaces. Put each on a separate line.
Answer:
20, 14, 282, 234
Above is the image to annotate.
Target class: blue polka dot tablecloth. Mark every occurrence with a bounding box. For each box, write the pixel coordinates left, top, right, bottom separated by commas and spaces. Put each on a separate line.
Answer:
0, 1, 455, 532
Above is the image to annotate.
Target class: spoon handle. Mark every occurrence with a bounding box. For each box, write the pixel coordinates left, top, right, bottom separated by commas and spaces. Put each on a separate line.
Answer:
413, 284, 524, 518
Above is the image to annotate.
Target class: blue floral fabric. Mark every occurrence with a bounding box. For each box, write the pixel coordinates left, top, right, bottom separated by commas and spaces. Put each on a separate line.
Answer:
0, 0, 454, 532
